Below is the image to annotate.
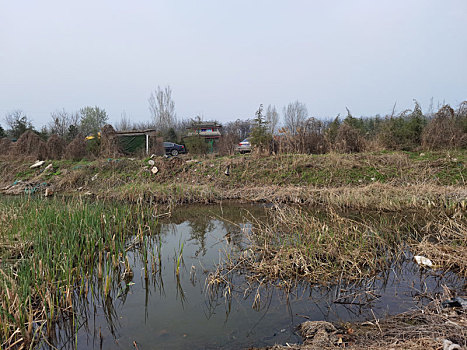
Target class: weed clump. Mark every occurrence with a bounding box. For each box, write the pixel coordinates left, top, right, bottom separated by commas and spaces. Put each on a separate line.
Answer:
334, 123, 366, 153
225, 205, 466, 286
233, 206, 408, 284
422, 104, 467, 150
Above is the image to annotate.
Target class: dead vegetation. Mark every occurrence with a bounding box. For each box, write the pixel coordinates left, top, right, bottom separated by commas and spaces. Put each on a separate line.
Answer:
0, 138, 12, 154
423, 104, 467, 150
12, 131, 48, 160
333, 123, 366, 153
417, 212, 467, 277
99, 124, 121, 157
216, 206, 410, 285
209, 204, 465, 289
45, 134, 66, 159
251, 293, 466, 349
64, 136, 87, 160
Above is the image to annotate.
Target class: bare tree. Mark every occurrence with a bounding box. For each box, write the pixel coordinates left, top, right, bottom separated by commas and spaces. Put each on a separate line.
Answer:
148, 85, 177, 132
265, 104, 279, 134
283, 101, 308, 135
4, 110, 34, 139
116, 110, 132, 131
48, 109, 79, 140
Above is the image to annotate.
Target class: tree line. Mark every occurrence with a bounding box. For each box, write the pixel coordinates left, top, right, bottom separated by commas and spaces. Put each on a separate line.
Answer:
1, 86, 466, 159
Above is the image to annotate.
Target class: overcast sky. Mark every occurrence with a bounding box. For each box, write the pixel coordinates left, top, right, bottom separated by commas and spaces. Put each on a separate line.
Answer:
1, 0, 466, 127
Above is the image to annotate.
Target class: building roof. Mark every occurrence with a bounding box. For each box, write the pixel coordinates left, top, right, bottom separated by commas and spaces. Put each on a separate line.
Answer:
187, 121, 222, 129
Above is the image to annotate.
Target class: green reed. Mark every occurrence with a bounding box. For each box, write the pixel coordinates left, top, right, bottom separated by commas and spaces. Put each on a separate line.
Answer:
0, 196, 158, 349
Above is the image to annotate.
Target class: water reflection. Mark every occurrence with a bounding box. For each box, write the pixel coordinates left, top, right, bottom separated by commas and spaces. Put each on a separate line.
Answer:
45, 204, 464, 350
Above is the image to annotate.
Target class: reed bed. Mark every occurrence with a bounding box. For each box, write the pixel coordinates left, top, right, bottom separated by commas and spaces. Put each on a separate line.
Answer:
0, 196, 159, 349
213, 205, 466, 287
416, 211, 467, 277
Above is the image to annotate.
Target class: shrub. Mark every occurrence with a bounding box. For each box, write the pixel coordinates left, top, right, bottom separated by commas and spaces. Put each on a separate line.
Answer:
333, 123, 366, 153
183, 136, 208, 155
377, 101, 426, 151
422, 105, 466, 149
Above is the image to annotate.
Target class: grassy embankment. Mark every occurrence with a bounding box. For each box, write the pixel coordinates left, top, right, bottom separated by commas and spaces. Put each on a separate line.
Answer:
0, 150, 466, 210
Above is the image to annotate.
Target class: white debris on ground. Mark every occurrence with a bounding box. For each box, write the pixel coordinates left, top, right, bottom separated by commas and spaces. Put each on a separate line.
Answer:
414, 255, 433, 268
30, 160, 45, 169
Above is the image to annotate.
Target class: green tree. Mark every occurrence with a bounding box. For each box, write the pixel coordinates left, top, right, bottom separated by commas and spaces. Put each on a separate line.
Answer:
250, 104, 272, 152
164, 127, 178, 143
343, 108, 365, 132
79, 106, 108, 136
0, 125, 6, 138
325, 115, 340, 144
68, 124, 79, 140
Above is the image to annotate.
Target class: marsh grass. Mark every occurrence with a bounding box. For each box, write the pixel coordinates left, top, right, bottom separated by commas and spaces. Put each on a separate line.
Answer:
416, 211, 467, 277
215, 205, 466, 288
0, 196, 159, 349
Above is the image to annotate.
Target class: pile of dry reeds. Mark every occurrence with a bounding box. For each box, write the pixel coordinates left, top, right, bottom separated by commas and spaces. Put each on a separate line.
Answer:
99, 124, 120, 157
13, 130, 48, 160
46, 134, 66, 159
64, 136, 87, 160
347, 290, 467, 350
252, 289, 466, 350
0, 138, 12, 155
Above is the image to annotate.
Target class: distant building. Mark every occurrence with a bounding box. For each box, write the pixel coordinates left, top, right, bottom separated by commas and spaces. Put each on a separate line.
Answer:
186, 121, 222, 153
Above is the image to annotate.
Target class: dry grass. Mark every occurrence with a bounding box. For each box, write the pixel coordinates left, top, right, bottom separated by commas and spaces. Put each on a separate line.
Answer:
415, 211, 467, 277
212, 204, 466, 289
222, 206, 412, 286
252, 296, 466, 349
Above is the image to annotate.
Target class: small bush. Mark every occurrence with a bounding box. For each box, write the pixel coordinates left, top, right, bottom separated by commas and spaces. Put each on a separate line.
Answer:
333, 123, 366, 153
422, 104, 467, 150
183, 136, 208, 155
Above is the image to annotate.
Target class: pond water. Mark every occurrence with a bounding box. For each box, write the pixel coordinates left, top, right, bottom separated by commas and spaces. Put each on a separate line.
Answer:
50, 204, 464, 350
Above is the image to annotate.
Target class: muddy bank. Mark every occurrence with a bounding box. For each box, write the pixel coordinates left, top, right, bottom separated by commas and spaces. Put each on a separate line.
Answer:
250, 299, 467, 350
